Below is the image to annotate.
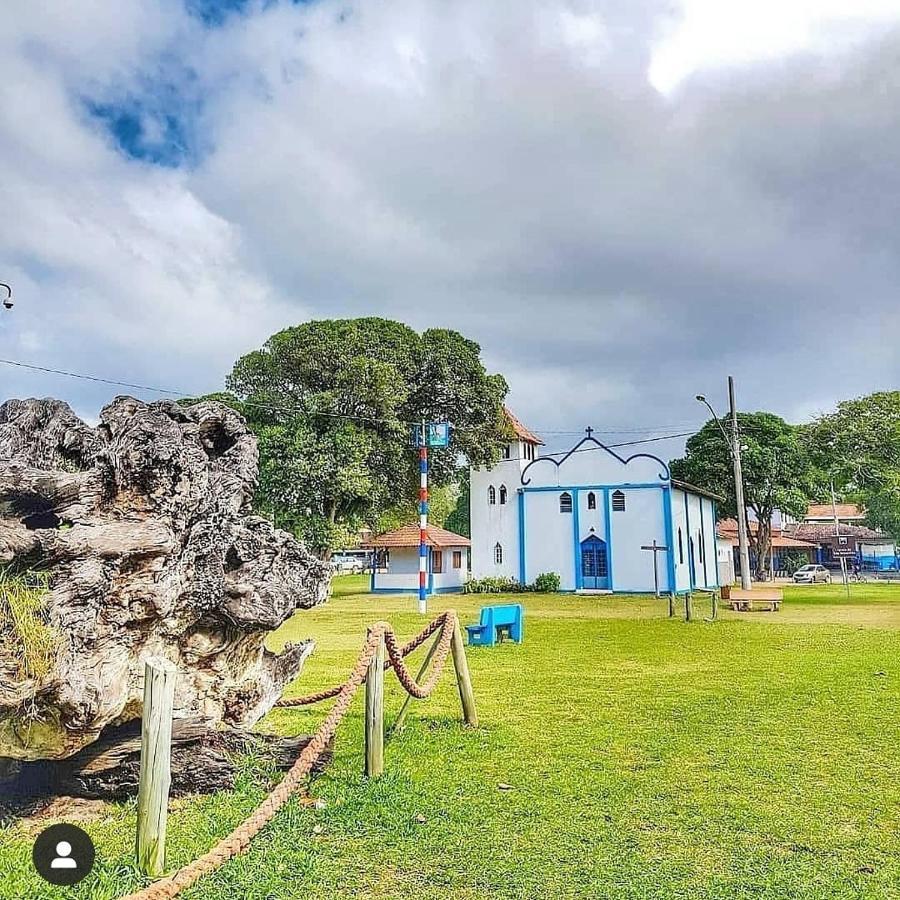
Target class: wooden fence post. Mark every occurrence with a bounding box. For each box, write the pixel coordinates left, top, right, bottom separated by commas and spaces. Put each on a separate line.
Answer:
711, 591, 719, 621
136, 657, 176, 877
391, 629, 442, 736
668, 593, 675, 618
364, 629, 385, 777
450, 617, 478, 727
684, 592, 693, 622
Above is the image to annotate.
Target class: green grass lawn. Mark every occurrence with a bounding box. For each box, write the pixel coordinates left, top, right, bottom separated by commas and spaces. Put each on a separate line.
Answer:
2, 579, 900, 899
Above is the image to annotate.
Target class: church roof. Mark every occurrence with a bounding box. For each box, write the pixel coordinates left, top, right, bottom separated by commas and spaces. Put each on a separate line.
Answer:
364, 524, 471, 548
505, 407, 544, 445
671, 479, 726, 503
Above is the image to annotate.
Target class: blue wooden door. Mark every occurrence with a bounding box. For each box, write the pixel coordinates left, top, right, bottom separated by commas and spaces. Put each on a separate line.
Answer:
581, 536, 609, 590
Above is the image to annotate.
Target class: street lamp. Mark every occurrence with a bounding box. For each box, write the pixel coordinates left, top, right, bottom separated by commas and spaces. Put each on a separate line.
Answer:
696, 394, 732, 449
1, 283, 11, 310
696, 377, 752, 590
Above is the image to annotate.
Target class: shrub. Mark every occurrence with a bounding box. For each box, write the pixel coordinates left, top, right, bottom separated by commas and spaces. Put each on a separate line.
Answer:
463, 576, 526, 594
463, 572, 562, 594
531, 572, 561, 593
0, 571, 58, 682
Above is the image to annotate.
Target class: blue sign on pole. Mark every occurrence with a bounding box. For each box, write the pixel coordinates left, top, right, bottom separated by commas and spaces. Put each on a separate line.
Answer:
427, 422, 450, 448
410, 422, 451, 448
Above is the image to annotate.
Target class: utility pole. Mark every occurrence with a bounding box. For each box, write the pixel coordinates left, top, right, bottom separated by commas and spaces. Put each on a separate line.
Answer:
728, 376, 752, 590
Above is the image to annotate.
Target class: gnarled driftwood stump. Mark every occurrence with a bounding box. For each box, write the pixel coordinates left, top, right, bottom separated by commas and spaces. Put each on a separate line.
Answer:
0, 396, 330, 764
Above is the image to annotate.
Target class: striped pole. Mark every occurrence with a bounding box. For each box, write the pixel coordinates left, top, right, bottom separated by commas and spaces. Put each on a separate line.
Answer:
419, 429, 429, 614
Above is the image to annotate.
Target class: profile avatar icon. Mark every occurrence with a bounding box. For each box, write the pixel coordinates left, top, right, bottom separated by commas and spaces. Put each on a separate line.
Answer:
32, 823, 95, 886
51, 840, 78, 869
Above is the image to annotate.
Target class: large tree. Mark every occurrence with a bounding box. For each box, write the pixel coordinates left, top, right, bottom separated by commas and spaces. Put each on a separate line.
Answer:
808, 391, 900, 541
671, 412, 814, 579
224, 318, 509, 555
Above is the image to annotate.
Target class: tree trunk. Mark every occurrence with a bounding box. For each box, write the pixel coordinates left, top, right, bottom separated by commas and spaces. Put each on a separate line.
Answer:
751, 515, 773, 581
0, 719, 333, 817
0, 397, 331, 763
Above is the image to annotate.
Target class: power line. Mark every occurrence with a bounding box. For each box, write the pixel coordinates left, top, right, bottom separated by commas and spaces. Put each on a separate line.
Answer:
540, 431, 695, 457
0, 358, 184, 397
0, 357, 419, 427
0, 356, 700, 446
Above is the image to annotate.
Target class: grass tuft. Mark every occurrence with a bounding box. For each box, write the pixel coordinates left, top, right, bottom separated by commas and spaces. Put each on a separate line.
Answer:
0, 570, 58, 682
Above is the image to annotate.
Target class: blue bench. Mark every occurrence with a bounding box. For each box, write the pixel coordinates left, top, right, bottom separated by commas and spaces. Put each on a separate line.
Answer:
465, 604, 524, 647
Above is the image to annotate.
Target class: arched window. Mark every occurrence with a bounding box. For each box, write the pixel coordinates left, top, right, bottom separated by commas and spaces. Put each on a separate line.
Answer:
612, 490, 626, 512
587, 492, 596, 510
499, 485, 508, 505
559, 492, 573, 513
494, 542, 503, 564
678, 527, 684, 564
488, 485, 496, 505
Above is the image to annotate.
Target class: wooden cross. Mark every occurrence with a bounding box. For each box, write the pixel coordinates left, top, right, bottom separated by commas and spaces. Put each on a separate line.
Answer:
640, 539, 669, 598
585, 426, 594, 438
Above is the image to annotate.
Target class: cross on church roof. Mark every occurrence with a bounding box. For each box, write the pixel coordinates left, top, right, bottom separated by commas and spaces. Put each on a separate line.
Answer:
585, 426, 594, 438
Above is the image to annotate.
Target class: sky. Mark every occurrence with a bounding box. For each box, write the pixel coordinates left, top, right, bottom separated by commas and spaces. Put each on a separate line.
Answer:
2, 0, 900, 457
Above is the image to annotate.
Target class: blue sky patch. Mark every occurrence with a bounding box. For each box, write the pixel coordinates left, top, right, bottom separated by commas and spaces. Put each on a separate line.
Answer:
84, 63, 205, 169
89, 103, 190, 167
185, 0, 320, 28
185, 0, 254, 27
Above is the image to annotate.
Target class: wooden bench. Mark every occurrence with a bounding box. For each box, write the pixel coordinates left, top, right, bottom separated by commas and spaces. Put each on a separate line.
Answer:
728, 588, 783, 612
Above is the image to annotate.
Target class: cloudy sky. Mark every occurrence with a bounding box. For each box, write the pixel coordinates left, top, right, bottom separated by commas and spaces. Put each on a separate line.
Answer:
2, 0, 900, 455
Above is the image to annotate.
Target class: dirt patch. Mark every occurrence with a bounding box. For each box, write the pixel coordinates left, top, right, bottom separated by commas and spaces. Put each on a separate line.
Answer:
14, 796, 109, 834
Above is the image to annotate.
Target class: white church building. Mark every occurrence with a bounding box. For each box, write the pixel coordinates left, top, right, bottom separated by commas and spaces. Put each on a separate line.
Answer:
470, 411, 721, 594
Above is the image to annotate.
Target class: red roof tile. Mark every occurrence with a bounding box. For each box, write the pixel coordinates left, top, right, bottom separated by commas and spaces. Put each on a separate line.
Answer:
785, 522, 883, 542
718, 532, 820, 549
805, 503, 864, 520
504, 407, 544, 445
363, 524, 471, 548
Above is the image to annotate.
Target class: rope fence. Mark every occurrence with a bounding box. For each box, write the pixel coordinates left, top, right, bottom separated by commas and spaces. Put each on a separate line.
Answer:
121, 609, 475, 900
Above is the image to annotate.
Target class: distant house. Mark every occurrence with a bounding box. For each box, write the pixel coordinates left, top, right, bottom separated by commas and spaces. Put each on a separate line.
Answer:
783, 503, 897, 570
799, 503, 867, 526
720, 503, 898, 574
363, 524, 470, 594
717, 518, 820, 576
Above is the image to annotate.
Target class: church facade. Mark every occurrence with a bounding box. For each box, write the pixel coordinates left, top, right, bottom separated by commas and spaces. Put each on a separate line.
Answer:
470, 412, 721, 594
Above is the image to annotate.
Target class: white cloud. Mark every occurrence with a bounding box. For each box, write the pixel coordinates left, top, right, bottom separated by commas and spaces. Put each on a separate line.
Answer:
650, 0, 900, 93
1, 0, 900, 441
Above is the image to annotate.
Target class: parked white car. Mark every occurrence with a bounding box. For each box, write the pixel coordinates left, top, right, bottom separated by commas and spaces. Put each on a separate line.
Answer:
793, 564, 831, 584
331, 551, 370, 575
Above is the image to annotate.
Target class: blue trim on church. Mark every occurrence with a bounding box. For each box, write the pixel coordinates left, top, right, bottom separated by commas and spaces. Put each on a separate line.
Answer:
518, 488, 526, 585
572, 489, 582, 590
488, 427, 719, 595
522, 482, 667, 493
511, 482, 700, 593
663, 486, 678, 594
604, 488, 615, 591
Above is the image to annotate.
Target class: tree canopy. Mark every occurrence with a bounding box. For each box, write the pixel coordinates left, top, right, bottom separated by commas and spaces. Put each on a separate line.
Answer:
223, 318, 509, 554
670, 412, 814, 578
808, 391, 900, 540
